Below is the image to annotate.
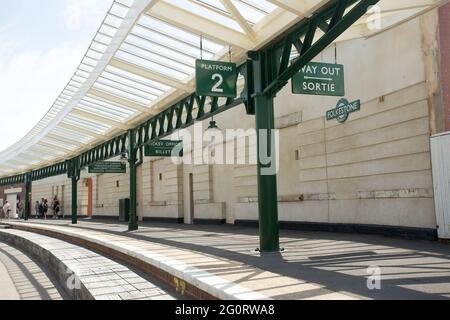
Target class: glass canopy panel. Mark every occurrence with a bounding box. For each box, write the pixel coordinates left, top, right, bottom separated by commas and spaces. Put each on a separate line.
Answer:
115, 50, 188, 81
130, 13, 225, 82
125, 34, 197, 67
86, 49, 104, 61
105, 65, 172, 92
17, 158, 41, 166
120, 43, 194, 75
63, 116, 111, 133
196, 0, 227, 11
96, 75, 158, 101
79, 98, 133, 117
231, 0, 277, 24
83, 95, 137, 116
94, 34, 113, 46
30, 146, 66, 157
164, 0, 244, 33
52, 128, 94, 144
99, 24, 119, 38
41, 139, 79, 151
76, 103, 131, 122
24, 151, 55, 161
131, 24, 212, 60
138, 15, 223, 54
105, 14, 123, 29
112, 0, 133, 16
90, 42, 108, 54
82, 56, 100, 67
101, 71, 166, 97
93, 81, 153, 105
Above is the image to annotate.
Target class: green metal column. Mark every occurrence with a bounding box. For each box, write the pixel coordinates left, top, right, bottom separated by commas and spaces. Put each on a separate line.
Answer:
128, 129, 138, 231
71, 176, 79, 225
69, 158, 81, 225
254, 93, 280, 252
251, 51, 280, 253
24, 173, 31, 221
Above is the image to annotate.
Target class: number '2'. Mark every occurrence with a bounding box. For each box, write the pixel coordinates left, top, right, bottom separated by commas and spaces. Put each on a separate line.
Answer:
211, 73, 224, 93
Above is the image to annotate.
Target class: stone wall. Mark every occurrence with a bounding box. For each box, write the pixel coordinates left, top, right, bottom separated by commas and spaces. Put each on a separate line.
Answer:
30, 13, 441, 234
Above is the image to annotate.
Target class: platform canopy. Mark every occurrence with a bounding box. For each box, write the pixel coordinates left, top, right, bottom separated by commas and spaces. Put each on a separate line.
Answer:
0, 0, 447, 177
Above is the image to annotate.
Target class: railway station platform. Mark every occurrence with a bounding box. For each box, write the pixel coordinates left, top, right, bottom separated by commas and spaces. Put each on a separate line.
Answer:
2, 219, 449, 300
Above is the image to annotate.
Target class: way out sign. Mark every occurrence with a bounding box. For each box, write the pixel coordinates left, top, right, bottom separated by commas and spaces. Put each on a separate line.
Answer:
88, 161, 126, 174
196, 60, 237, 98
145, 140, 183, 157
292, 62, 345, 96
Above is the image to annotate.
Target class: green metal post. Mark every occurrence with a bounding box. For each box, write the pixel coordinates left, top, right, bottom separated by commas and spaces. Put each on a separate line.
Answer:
24, 173, 31, 221
71, 176, 79, 225
254, 94, 280, 252
69, 157, 81, 225
251, 51, 280, 253
128, 130, 138, 231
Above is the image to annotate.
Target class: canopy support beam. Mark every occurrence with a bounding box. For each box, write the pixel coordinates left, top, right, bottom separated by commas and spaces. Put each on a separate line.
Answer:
24, 173, 31, 221
67, 158, 81, 225
128, 129, 139, 231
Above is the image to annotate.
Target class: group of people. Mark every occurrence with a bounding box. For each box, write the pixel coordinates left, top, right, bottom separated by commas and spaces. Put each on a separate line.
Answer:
35, 196, 61, 219
0, 196, 62, 220
1, 200, 24, 219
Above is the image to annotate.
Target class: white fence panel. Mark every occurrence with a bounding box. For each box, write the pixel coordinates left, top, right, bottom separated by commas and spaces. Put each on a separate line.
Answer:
431, 132, 450, 239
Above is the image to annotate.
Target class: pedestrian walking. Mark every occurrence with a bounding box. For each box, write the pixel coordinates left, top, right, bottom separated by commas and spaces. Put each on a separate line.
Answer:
35, 201, 40, 219
38, 198, 44, 219
43, 199, 48, 220
17, 201, 24, 219
3, 201, 11, 219
52, 196, 60, 219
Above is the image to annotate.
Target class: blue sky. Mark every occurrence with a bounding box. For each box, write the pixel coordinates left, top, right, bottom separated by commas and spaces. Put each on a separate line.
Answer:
0, 0, 113, 152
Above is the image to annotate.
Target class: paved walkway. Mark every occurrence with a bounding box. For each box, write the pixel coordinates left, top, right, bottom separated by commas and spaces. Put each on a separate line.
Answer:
4, 219, 450, 300
0, 228, 177, 300
0, 241, 65, 300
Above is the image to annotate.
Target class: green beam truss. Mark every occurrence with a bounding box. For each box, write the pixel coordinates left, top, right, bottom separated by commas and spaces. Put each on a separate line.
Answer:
0, 0, 379, 244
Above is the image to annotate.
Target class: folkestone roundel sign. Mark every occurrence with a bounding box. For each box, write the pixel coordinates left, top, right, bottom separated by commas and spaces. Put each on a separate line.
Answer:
326, 98, 361, 123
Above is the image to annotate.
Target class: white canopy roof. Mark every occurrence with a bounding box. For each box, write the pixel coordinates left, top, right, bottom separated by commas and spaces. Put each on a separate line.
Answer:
0, 0, 447, 177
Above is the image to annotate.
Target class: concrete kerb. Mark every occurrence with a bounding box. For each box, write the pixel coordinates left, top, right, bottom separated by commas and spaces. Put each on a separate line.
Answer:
0, 229, 93, 300
0, 228, 178, 300
5, 222, 271, 300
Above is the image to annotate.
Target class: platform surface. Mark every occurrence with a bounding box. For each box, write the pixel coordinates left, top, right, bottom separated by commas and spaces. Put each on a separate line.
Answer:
3, 219, 450, 300
0, 227, 176, 300
0, 241, 65, 300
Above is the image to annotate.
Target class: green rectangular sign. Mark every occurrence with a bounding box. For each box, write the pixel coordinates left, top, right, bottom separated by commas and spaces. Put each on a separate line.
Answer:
196, 59, 237, 98
88, 161, 126, 174
144, 140, 183, 157
292, 62, 345, 96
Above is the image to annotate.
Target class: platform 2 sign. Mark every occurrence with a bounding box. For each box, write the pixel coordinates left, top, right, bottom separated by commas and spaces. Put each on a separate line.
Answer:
196, 60, 237, 98
88, 161, 126, 174
326, 98, 360, 123
145, 140, 183, 157
292, 62, 345, 96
